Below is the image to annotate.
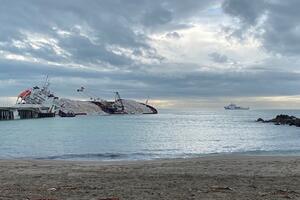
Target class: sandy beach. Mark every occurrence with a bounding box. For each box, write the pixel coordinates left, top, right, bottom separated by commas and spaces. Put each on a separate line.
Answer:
1, 155, 300, 200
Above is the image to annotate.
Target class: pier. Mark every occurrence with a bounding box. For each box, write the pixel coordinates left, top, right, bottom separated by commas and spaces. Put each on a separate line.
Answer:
0, 105, 55, 121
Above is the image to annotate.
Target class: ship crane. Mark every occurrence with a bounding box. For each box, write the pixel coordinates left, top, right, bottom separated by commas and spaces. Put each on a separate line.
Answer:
145, 96, 150, 105
114, 92, 124, 112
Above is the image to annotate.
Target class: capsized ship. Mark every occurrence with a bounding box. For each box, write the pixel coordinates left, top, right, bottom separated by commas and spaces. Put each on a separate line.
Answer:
0, 79, 157, 120
224, 103, 249, 110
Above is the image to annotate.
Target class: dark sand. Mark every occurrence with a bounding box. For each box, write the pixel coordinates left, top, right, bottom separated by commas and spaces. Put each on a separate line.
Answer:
1, 155, 300, 200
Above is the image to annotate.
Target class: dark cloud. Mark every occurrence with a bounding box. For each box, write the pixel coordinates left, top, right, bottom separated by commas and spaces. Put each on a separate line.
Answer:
222, 0, 267, 25
0, 0, 216, 67
222, 0, 300, 56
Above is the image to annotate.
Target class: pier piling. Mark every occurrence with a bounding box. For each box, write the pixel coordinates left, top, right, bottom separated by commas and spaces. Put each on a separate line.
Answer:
0, 109, 14, 120
18, 110, 39, 119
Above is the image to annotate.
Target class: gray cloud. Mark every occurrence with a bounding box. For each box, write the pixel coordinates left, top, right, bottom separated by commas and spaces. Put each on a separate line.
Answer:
0, 0, 216, 67
209, 52, 229, 63
165, 32, 181, 39
1, 0, 300, 106
0, 0, 222, 101
222, 0, 267, 25
1, 58, 300, 101
222, 0, 300, 56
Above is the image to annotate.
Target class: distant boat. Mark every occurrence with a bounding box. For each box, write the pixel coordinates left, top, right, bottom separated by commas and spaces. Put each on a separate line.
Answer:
224, 103, 249, 110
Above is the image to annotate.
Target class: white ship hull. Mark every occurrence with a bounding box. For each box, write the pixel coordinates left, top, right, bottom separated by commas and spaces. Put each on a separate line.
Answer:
224, 107, 249, 110
224, 103, 249, 110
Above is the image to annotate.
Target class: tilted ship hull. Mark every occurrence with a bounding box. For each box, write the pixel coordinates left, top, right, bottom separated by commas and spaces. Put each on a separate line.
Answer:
0, 80, 158, 120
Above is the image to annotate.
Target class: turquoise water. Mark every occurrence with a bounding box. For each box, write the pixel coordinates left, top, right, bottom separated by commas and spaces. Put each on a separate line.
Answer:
1, 109, 300, 161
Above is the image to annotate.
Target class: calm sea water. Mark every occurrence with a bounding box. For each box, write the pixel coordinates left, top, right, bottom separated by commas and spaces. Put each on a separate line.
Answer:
1, 109, 300, 161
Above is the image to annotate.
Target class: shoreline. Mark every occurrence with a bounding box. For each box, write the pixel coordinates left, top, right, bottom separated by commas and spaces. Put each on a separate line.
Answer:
1, 155, 300, 199
2, 150, 300, 162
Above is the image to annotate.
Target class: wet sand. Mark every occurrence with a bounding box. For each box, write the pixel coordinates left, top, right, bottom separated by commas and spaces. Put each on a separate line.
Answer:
1, 155, 300, 200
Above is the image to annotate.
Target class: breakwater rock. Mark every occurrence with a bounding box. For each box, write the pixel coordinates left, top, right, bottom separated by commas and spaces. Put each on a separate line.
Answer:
257, 115, 300, 127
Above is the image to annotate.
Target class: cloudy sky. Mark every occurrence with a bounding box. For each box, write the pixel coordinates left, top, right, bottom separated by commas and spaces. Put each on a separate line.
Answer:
1, 0, 300, 108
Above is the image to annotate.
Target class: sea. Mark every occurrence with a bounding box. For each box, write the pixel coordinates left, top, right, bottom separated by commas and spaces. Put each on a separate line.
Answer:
1, 109, 300, 161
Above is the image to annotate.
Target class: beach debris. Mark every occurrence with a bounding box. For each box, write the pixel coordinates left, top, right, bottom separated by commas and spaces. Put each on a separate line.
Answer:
260, 189, 299, 199
207, 186, 233, 193
257, 115, 300, 127
259, 192, 269, 197
273, 189, 300, 199
47, 187, 57, 191
273, 189, 293, 199
31, 198, 57, 200
249, 184, 257, 189
57, 185, 77, 190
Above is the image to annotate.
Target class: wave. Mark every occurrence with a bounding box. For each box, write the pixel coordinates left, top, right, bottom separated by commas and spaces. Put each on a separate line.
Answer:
8, 149, 300, 161
35, 152, 162, 161
231, 149, 300, 156
33, 151, 208, 161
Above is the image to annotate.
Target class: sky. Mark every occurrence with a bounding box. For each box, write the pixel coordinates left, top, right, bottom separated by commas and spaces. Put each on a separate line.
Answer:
1, 0, 300, 109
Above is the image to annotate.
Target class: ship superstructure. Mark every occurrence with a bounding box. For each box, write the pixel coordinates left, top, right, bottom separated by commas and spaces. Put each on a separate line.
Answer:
0, 79, 158, 120
14, 78, 57, 118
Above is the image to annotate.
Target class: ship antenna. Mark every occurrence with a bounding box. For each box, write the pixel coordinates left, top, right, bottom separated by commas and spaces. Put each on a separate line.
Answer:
43, 75, 50, 88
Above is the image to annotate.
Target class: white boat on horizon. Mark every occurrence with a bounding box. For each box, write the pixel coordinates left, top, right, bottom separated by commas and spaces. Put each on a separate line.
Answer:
224, 103, 249, 110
